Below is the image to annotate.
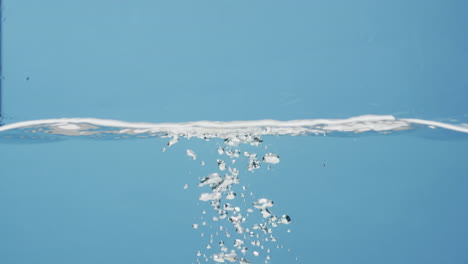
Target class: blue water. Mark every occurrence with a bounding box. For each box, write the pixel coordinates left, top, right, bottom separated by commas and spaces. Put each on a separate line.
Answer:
1, 1, 468, 263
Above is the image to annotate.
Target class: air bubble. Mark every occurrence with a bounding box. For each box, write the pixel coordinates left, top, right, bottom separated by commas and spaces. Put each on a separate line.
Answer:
262, 153, 280, 164
279, 215, 292, 224
253, 198, 274, 209
186, 149, 197, 160
217, 159, 226, 171
218, 147, 224, 155
167, 136, 179, 147
226, 192, 236, 200
240, 258, 251, 264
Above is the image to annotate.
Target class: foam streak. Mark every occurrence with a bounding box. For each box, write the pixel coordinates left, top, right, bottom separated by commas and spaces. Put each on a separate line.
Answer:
0, 115, 467, 139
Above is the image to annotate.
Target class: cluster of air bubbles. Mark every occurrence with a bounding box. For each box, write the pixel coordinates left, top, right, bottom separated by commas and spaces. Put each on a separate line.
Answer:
181, 135, 290, 264
223, 135, 263, 147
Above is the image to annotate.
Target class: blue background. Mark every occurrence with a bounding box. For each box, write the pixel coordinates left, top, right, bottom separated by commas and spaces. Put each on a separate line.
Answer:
3, 0, 468, 122
1, 0, 468, 264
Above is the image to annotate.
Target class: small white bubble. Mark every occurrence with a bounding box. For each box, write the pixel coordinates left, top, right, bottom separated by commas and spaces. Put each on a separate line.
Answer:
262, 153, 280, 164
226, 192, 236, 200
240, 257, 250, 264
279, 215, 292, 224
217, 147, 224, 155
217, 159, 226, 171
167, 136, 179, 147
186, 149, 197, 160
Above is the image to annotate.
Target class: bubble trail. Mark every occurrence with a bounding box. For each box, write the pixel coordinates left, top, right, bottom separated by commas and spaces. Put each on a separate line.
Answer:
189, 135, 294, 264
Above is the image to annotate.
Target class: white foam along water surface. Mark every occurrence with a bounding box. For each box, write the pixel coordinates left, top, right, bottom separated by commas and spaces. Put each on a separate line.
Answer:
0, 115, 468, 141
